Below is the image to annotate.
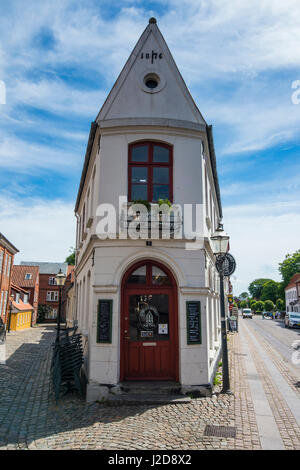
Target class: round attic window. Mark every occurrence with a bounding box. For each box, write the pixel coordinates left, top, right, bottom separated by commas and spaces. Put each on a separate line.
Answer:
144, 73, 159, 89
138, 70, 166, 94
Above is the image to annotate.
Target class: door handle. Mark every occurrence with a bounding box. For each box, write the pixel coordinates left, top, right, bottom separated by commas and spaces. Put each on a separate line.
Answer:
124, 336, 130, 340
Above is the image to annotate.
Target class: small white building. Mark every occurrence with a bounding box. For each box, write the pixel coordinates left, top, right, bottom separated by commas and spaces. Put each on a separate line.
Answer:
74, 18, 227, 401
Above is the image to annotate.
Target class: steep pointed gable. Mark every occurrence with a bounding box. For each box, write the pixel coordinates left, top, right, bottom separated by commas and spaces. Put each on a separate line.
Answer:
97, 18, 206, 126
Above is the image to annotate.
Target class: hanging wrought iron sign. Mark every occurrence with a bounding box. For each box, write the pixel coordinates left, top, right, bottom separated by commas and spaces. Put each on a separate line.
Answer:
215, 253, 236, 276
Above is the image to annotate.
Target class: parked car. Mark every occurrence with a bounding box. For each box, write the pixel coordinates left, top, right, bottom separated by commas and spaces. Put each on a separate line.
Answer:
284, 312, 300, 329
242, 308, 252, 319
0, 317, 6, 344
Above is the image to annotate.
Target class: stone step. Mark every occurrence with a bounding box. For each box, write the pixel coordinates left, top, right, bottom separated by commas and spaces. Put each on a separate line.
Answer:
106, 393, 191, 406
120, 381, 182, 395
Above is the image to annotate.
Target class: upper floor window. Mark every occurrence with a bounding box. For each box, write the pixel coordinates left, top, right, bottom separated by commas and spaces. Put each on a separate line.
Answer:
128, 142, 173, 203
25, 273, 32, 280
49, 277, 56, 285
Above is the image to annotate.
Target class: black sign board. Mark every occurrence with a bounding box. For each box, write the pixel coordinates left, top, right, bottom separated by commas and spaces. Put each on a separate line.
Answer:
97, 300, 113, 343
186, 301, 202, 344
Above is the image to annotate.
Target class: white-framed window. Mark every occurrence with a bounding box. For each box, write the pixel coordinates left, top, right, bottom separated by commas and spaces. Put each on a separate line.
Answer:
49, 277, 56, 285
2, 291, 7, 315
3, 254, 8, 275
25, 273, 32, 280
46, 291, 59, 302
6, 256, 11, 277
15, 293, 20, 303
0, 251, 3, 274
23, 294, 28, 303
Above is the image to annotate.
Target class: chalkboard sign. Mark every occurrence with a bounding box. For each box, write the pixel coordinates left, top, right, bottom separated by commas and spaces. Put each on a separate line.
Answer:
97, 300, 113, 343
186, 301, 201, 344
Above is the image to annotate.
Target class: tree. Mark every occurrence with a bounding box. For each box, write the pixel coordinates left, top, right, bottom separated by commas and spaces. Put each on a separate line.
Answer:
37, 304, 52, 323
264, 300, 275, 312
65, 247, 75, 265
239, 292, 249, 300
276, 299, 285, 311
261, 280, 281, 304
240, 300, 248, 309
255, 300, 265, 312
279, 249, 300, 287
248, 279, 273, 299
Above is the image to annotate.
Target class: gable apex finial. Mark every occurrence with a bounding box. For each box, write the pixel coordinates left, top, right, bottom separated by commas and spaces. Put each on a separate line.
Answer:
149, 17, 157, 24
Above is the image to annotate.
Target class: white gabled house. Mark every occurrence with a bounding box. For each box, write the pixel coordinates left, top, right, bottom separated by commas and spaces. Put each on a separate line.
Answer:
74, 18, 227, 401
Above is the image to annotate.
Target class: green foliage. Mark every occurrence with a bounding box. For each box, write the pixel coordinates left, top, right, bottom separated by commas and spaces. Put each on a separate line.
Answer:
240, 300, 248, 308
239, 292, 249, 299
37, 304, 52, 323
248, 278, 273, 299
261, 280, 281, 303
276, 298, 285, 311
65, 247, 75, 265
255, 300, 265, 312
264, 300, 275, 312
158, 198, 172, 208
131, 200, 151, 211
279, 249, 300, 287
249, 299, 256, 307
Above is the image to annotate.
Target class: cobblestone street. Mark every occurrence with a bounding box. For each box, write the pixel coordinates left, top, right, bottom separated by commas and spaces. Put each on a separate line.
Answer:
0, 322, 299, 450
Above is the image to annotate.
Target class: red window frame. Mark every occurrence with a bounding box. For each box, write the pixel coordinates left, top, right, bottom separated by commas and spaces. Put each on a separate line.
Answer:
128, 141, 173, 203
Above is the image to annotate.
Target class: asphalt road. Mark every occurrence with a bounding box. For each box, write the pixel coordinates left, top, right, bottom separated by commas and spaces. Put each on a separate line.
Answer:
239, 313, 300, 380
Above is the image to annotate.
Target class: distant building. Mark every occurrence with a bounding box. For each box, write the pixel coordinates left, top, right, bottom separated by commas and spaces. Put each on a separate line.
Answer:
0, 233, 19, 326
9, 283, 34, 331
285, 273, 300, 313
20, 262, 68, 322
11, 265, 39, 326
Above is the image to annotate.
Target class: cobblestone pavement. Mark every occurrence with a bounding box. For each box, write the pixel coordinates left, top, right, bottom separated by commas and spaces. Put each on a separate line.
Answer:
0, 323, 298, 450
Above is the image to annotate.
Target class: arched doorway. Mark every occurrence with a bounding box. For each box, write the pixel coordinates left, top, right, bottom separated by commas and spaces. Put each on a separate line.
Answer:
120, 260, 179, 381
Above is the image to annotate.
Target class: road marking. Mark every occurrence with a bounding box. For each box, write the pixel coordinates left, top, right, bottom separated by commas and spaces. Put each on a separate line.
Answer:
239, 322, 285, 450
244, 321, 300, 428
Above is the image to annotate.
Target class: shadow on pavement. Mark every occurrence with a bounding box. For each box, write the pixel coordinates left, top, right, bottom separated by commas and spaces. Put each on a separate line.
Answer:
0, 327, 176, 448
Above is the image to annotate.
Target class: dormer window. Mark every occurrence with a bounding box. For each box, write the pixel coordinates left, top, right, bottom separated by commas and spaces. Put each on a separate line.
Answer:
25, 273, 32, 280
128, 142, 173, 203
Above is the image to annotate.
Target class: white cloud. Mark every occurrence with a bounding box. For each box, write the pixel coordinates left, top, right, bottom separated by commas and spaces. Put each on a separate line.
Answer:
0, 197, 75, 263
224, 200, 300, 294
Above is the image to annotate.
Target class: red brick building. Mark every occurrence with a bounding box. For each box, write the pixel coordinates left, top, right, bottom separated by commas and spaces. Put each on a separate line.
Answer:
11, 265, 39, 325
21, 262, 68, 322
0, 232, 19, 325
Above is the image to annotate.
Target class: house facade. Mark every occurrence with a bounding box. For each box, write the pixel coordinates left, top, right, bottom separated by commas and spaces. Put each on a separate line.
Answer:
0, 232, 19, 326
75, 19, 227, 401
285, 273, 300, 313
9, 284, 34, 331
20, 262, 68, 322
11, 265, 39, 325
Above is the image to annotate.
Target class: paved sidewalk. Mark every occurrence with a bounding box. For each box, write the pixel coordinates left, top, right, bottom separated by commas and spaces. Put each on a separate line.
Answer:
0, 324, 298, 449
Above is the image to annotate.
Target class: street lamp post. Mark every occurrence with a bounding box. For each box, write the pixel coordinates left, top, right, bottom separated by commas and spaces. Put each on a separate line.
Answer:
55, 269, 66, 342
7, 294, 14, 333
211, 223, 232, 394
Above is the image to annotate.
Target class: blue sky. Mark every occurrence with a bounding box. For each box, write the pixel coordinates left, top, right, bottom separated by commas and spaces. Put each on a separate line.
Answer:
0, 0, 299, 294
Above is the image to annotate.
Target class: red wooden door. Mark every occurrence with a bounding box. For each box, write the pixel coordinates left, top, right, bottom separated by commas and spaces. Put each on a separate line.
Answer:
121, 262, 178, 381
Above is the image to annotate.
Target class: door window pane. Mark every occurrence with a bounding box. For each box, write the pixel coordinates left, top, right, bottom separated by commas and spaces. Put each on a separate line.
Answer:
152, 266, 172, 286
153, 145, 170, 162
153, 185, 169, 201
131, 167, 148, 183
131, 185, 148, 200
153, 167, 169, 184
129, 294, 169, 341
127, 266, 146, 285
131, 145, 148, 162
